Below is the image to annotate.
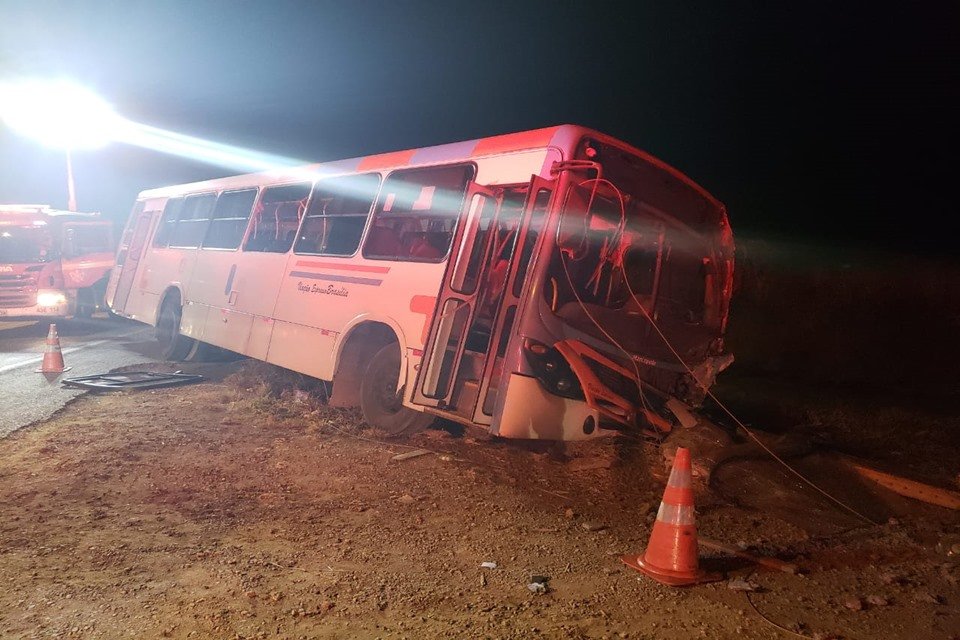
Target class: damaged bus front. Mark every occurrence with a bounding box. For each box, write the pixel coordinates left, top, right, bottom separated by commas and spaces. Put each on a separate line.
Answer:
496, 135, 734, 439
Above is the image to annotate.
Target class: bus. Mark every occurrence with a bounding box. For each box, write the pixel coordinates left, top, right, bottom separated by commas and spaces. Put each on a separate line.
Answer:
0, 205, 114, 319
106, 125, 735, 440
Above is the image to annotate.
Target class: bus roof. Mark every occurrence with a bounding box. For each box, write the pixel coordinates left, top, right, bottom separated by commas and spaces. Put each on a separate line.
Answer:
137, 124, 723, 211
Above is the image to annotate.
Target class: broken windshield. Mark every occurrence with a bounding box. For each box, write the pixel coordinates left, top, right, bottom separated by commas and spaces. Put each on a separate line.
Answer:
542, 154, 724, 364
0, 226, 56, 263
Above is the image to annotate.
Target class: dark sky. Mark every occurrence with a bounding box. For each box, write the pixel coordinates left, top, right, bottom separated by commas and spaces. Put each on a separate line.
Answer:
0, 1, 956, 253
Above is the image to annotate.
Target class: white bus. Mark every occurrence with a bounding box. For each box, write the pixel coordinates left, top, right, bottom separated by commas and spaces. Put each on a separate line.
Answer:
106, 125, 735, 440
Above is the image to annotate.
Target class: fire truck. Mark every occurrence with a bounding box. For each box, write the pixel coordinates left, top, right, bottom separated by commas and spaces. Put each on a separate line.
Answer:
0, 205, 114, 319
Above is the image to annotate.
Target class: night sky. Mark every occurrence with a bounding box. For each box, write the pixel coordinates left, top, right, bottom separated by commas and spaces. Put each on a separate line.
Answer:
0, 1, 956, 254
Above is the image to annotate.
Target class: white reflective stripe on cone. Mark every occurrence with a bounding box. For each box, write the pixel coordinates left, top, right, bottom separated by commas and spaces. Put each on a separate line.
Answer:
667, 466, 692, 489
656, 501, 696, 526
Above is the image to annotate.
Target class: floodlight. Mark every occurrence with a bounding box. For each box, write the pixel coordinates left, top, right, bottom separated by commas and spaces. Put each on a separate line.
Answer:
0, 79, 121, 150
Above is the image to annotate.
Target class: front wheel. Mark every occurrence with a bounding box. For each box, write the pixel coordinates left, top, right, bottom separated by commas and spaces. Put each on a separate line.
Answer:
156, 298, 195, 361
360, 344, 434, 436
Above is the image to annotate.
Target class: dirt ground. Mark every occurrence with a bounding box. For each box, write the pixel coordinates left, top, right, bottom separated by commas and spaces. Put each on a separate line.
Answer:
1, 362, 958, 640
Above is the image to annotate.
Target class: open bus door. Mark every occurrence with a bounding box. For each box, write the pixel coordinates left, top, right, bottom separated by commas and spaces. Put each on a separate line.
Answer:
108, 202, 155, 314
412, 176, 556, 425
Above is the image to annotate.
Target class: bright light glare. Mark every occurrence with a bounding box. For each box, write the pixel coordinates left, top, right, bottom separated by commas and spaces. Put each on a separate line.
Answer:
119, 123, 311, 176
0, 79, 122, 149
36, 291, 67, 307
0, 78, 470, 215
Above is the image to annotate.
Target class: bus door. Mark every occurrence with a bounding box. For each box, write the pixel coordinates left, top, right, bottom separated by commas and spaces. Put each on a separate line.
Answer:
413, 176, 555, 423
109, 202, 155, 314
472, 176, 555, 425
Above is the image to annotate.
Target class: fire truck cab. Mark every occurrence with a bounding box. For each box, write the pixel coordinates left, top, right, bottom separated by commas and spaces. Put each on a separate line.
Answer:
0, 205, 114, 319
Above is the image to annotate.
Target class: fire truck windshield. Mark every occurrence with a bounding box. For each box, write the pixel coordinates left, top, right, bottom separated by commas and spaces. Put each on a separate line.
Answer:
0, 226, 56, 263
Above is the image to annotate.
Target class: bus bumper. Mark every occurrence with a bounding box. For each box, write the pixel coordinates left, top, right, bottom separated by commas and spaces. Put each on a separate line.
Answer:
495, 373, 605, 441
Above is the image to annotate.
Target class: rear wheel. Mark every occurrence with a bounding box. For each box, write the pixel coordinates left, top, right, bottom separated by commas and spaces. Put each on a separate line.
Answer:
156, 298, 195, 361
361, 343, 434, 436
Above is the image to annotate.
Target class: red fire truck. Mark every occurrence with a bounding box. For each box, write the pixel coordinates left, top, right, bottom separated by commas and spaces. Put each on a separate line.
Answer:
0, 205, 114, 319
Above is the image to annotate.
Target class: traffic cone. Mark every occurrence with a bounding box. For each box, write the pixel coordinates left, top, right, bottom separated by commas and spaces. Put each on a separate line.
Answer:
36, 323, 71, 374
621, 447, 719, 586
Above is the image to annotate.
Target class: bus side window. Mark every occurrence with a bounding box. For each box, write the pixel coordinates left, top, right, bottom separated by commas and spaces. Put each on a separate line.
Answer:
203, 188, 258, 250
295, 173, 380, 256
363, 164, 474, 263
245, 182, 311, 253
170, 193, 217, 249
153, 198, 184, 247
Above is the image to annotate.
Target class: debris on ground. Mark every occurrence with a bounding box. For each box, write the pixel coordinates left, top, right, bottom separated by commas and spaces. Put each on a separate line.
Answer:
865, 594, 890, 607
479, 561, 497, 569
527, 575, 550, 595
727, 577, 761, 592
61, 371, 204, 391
912, 592, 943, 605
391, 448, 432, 461
843, 457, 960, 510
567, 456, 614, 472
701, 537, 800, 574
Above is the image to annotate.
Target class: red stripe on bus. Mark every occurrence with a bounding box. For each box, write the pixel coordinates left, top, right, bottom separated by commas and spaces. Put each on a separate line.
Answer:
471, 127, 560, 156
294, 260, 391, 274
356, 149, 418, 171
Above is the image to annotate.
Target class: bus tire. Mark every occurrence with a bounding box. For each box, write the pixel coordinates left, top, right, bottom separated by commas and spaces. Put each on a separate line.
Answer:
361, 343, 434, 436
156, 298, 195, 361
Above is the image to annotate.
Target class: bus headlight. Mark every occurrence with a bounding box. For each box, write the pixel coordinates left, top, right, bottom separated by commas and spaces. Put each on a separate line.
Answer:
36, 290, 67, 307
522, 339, 585, 400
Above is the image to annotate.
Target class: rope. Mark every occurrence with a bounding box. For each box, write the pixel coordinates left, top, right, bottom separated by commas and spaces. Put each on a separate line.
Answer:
592, 182, 879, 525
625, 275, 877, 524
556, 179, 654, 417
744, 592, 815, 639
553, 175, 875, 524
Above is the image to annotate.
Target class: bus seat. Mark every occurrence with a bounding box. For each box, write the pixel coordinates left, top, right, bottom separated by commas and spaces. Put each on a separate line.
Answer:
404, 231, 446, 259
366, 225, 402, 257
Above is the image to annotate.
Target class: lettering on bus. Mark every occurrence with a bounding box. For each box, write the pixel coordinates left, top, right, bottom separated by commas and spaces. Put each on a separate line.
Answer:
296, 281, 349, 297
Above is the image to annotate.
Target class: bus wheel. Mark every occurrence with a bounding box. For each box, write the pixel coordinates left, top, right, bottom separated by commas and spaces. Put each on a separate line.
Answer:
361, 344, 434, 436
156, 298, 195, 361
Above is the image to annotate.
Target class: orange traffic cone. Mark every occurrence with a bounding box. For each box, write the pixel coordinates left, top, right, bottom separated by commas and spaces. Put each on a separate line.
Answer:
621, 447, 719, 586
36, 323, 71, 374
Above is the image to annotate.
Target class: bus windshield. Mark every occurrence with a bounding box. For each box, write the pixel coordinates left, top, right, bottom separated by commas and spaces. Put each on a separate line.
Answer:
0, 226, 56, 263
543, 148, 727, 364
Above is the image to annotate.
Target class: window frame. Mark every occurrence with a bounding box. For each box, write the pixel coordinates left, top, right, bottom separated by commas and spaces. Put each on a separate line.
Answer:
169, 192, 218, 250
201, 187, 260, 252
293, 172, 382, 258
361, 162, 477, 264
242, 181, 313, 254
152, 196, 184, 248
